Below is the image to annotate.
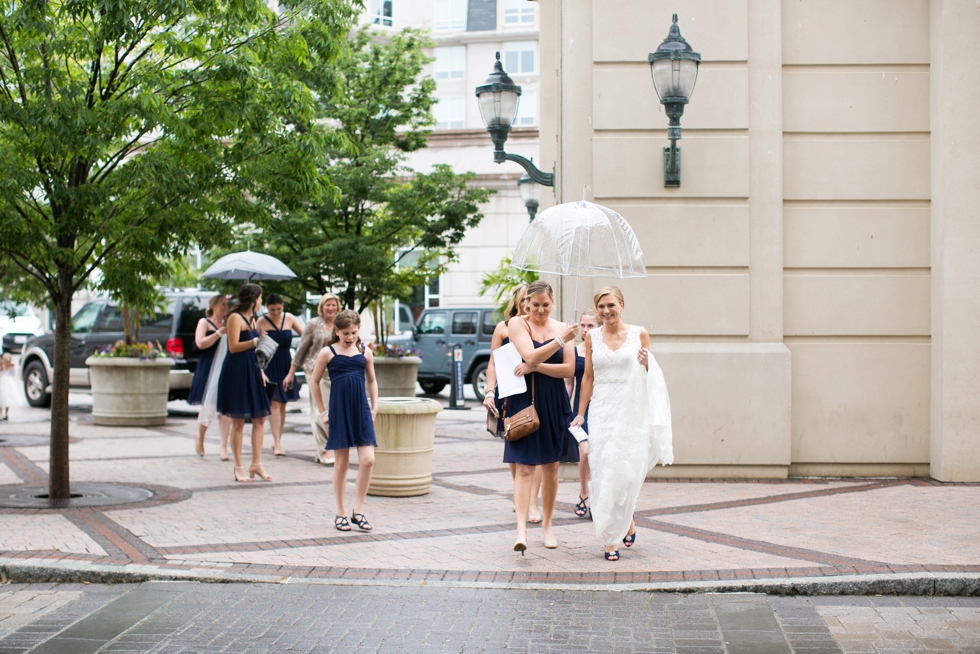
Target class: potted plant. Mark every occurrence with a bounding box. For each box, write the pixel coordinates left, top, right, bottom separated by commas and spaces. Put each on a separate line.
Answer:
86, 340, 174, 426
372, 341, 423, 398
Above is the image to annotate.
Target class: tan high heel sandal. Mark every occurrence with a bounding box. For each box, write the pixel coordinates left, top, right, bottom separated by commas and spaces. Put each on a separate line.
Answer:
249, 464, 272, 481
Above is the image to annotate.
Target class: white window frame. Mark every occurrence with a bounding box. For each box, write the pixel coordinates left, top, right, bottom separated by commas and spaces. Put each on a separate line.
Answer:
434, 0, 466, 30
503, 0, 534, 26
433, 96, 465, 130
369, 0, 393, 26
515, 89, 535, 126
433, 46, 466, 80
503, 40, 535, 75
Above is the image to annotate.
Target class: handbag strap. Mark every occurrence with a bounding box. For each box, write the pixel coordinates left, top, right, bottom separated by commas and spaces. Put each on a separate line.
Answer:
520, 318, 536, 405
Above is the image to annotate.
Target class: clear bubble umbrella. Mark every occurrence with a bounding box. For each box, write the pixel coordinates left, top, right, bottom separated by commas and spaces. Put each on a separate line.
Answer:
511, 201, 647, 320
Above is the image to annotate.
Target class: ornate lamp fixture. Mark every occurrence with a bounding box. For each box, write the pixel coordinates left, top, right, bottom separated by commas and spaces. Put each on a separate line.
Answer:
517, 172, 540, 221
475, 53, 554, 187
648, 14, 701, 187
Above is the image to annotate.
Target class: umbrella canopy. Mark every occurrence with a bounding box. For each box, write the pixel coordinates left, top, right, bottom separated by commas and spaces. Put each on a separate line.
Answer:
511, 201, 647, 278
202, 251, 297, 281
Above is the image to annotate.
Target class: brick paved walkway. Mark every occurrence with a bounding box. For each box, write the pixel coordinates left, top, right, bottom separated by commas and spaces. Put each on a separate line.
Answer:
1, 398, 979, 591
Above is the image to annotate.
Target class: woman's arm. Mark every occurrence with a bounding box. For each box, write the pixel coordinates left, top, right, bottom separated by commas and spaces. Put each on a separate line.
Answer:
309, 347, 332, 422
637, 327, 651, 371
570, 333, 594, 427
291, 318, 316, 369
482, 322, 506, 411
507, 316, 578, 367
526, 342, 575, 379
194, 318, 222, 350
226, 314, 258, 354
256, 315, 273, 334
363, 347, 379, 420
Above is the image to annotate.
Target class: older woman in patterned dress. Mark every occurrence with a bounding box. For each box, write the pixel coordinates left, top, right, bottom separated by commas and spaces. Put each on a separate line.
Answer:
283, 293, 340, 465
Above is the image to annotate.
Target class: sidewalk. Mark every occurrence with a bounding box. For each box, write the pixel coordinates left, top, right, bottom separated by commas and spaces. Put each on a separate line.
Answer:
1, 397, 979, 594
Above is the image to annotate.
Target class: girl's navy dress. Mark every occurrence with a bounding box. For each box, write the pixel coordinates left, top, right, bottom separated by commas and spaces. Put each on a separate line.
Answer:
261, 314, 300, 404
572, 350, 589, 435
216, 325, 271, 420
503, 340, 579, 466
325, 345, 376, 450
187, 319, 219, 406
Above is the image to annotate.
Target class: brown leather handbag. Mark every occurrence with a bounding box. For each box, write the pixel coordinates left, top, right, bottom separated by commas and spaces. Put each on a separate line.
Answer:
502, 373, 539, 442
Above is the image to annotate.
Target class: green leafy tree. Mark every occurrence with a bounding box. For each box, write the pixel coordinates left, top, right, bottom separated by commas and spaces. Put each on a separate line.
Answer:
479, 254, 538, 315
252, 27, 495, 316
0, 0, 357, 499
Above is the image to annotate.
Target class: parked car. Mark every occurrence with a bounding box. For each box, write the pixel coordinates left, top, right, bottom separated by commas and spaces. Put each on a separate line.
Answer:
389, 307, 497, 401
0, 300, 45, 354
17, 290, 304, 408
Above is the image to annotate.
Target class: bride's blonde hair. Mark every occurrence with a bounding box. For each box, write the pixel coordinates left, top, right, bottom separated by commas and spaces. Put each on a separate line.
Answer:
593, 286, 625, 308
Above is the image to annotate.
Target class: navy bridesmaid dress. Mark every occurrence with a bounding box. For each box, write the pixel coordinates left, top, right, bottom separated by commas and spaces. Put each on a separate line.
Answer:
572, 350, 589, 435
502, 340, 579, 466
216, 326, 271, 421
187, 319, 219, 406
325, 346, 376, 450
261, 314, 300, 403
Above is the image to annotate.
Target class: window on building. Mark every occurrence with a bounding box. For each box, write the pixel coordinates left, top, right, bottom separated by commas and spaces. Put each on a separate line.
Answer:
433, 96, 465, 130
503, 40, 535, 74
515, 90, 535, 126
434, 46, 466, 80
435, 0, 466, 30
369, 0, 392, 26
427, 277, 441, 307
504, 0, 534, 25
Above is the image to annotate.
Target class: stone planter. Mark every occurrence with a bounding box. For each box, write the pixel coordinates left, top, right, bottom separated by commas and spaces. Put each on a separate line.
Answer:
85, 356, 175, 426
368, 397, 442, 497
372, 356, 422, 398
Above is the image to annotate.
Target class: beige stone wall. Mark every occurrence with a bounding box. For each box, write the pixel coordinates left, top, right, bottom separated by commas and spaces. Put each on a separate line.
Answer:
539, 0, 980, 479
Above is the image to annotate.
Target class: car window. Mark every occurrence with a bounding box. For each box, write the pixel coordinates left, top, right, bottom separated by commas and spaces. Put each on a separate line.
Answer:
178, 295, 209, 334
481, 311, 497, 337
139, 298, 177, 331
451, 311, 477, 335
398, 305, 413, 330
95, 305, 126, 332
71, 302, 102, 334
0, 300, 30, 319
418, 311, 446, 335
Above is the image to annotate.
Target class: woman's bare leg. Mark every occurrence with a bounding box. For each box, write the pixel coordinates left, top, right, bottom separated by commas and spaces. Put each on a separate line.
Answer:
219, 415, 231, 461
528, 466, 543, 522
333, 449, 350, 516
540, 462, 560, 546
513, 464, 534, 546
270, 402, 285, 455
578, 441, 590, 500
352, 446, 375, 516
195, 421, 207, 457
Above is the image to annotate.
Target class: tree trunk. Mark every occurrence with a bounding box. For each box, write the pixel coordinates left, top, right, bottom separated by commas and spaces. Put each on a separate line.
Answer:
48, 280, 73, 500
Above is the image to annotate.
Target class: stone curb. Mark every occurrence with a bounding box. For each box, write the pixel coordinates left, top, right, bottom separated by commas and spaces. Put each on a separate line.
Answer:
3, 560, 980, 596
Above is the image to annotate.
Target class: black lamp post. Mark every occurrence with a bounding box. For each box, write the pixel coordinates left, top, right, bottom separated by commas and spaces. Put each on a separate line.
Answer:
517, 172, 540, 221
475, 53, 554, 187
648, 14, 701, 187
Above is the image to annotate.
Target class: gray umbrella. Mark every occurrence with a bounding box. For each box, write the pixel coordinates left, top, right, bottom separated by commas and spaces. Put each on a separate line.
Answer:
202, 251, 297, 281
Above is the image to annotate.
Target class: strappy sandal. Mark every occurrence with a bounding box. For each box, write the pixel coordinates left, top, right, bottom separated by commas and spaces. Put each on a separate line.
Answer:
604, 550, 620, 561
334, 516, 351, 532
351, 513, 372, 531
574, 495, 589, 518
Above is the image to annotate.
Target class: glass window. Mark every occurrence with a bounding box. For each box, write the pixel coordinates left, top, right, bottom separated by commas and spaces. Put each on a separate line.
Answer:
419, 311, 446, 335
481, 311, 497, 336
139, 298, 177, 331
71, 302, 101, 334
177, 295, 210, 335
0, 301, 30, 319
503, 40, 535, 74
434, 46, 465, 80
369, 0, 392, 26
515, 89, 535, 126
433, 96, 465, 130
434, 0, 466, 30
504, 0, 534, 25
95, 305, 126, 333
451, 311, 477, 335
427, 276, 441, 307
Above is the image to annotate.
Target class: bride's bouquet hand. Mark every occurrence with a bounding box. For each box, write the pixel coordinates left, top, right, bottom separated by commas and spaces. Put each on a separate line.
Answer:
637, 347, 649, 368
561, 322, 580, 343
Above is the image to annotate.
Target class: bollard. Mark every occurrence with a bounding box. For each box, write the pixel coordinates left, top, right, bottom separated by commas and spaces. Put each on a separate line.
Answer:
447, 344, 470, 410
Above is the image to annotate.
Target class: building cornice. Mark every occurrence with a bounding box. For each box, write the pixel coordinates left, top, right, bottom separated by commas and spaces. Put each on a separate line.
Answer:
425, 127, 539, 146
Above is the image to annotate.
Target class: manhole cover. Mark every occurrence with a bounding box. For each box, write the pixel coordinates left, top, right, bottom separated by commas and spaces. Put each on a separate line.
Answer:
0, 483, 156, 508
0, 435, 53, 447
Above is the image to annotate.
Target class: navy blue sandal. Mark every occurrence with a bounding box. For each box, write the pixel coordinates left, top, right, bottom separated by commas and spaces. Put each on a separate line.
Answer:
334, 516, 350, 532
351, 513, 372, 531
604, 550, 620, 561
623, 519, 636, 547
574, 495, 589, 518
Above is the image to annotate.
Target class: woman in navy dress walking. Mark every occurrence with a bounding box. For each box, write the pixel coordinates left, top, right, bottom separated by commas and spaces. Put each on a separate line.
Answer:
505, 281, 579, 553
310, 310, 378, 532
258, 293, 304, 457
566, 309, 599, 518
217, 283, 273, 483
189, 294, 230, 458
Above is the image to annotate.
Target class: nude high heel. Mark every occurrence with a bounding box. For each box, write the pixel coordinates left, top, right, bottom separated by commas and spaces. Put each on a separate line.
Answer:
233, 466, 250, 483
249, 464, 272, 481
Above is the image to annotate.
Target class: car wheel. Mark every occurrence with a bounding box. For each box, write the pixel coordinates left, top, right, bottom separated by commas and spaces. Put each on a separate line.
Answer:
419, 381, 446, 395
23, 360, 51, 408
471, 360, 489, 402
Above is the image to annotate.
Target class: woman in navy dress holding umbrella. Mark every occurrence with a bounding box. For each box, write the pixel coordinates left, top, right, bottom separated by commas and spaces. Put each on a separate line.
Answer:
258, 293, 304, 457
217, 283, 272, 483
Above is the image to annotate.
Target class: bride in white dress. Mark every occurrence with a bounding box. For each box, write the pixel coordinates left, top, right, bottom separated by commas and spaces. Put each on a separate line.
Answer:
571, 286, 673, 561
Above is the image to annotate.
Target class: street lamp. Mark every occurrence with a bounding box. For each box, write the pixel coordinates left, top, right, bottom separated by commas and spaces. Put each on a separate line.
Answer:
475, 53, 554, 187
517, 172, 540, 221
648, 14, 701, 187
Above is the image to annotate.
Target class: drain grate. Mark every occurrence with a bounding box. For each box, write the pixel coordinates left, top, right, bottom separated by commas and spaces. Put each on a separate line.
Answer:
0, 483, 156, 508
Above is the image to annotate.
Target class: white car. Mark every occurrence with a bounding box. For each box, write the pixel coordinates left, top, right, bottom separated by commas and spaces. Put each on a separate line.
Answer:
0, 301, 45, 354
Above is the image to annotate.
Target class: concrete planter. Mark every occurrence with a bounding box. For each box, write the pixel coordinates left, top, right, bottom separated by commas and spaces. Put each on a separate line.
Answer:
368, 397, 442, 497
85, 356, 175, 427
372, 356, 422, 398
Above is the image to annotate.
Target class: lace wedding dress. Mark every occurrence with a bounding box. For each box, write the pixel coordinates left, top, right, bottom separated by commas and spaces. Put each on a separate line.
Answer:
588, 325, 673, 546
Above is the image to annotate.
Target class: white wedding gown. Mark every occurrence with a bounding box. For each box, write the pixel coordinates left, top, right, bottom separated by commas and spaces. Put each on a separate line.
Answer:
588, 325, 673, 546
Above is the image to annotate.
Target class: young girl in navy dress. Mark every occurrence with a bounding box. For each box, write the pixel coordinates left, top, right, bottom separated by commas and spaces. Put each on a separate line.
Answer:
309, 310, 378, 532
566, 310, 599, 518
217, 283, 273, 483
258, 293, 304, 457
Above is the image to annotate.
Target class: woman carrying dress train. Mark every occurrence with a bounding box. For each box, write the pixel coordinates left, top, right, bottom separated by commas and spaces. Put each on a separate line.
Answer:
189, 294, 231, 458
571, 286, 673, 561
505, 281, 579, 553
565, 309, 599, 518
482, 285, 545, 523
217, 283, 273, 483
258, 293, 304, 457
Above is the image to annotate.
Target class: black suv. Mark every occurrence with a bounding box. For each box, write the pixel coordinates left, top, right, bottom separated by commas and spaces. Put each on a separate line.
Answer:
21, 290, 229, 407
